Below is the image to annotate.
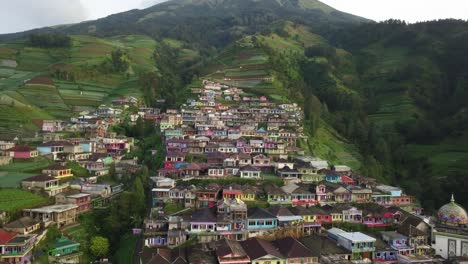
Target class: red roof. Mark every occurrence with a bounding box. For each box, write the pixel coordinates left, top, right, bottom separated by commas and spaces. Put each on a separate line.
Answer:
0, 229, 17, 244
6, 145, 34, 152
341, 175, 355, 183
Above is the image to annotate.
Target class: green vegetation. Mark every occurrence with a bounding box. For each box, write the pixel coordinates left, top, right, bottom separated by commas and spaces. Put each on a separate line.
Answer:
113, 233, 138, 264
0, 157, 52, 173
0, 189, 48, 215
164, 201, 186, 215
90, 236, 110, 259
0, 171, 35, 187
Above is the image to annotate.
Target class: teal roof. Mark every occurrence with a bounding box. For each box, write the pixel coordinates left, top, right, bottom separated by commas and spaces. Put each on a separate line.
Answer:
51, 237, 80, 250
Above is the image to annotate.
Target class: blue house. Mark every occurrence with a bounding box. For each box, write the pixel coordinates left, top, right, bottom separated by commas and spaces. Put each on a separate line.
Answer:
325, 171, 342, 183
79, 141, 95, 153
247, 207, 278, 232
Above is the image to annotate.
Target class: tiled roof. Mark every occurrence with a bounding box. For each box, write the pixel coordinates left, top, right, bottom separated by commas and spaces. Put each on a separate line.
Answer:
248, 207, 276, 219
6, 145, 34, 152
191, 207, 217, 222
0, 229, 16, 244
268, 205, 295, 217
241, 238, 283, 260
240, 165, 260, 172
23, 174, 57, 182
216, 239, 248, 258
4, 216, 40, 229
273, 237, 315, 258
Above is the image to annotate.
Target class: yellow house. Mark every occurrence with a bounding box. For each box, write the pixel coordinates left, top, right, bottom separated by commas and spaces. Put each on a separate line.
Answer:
42, 164, 73, 179
291, 207, 316, 223
223, 185, 257, 202
331, 213, 343, 222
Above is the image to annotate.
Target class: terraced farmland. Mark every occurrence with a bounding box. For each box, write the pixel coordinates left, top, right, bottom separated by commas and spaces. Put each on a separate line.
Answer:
0, 171, 35, 188
18, 84, 70, 117
0, 189, 48, 213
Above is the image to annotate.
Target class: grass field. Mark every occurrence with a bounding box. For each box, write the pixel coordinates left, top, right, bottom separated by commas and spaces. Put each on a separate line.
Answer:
0, 157, 52, 173
0, 171, 35, 187
309, 121, 362, 170
407, 137, 468, 174
0, 189, 48, 213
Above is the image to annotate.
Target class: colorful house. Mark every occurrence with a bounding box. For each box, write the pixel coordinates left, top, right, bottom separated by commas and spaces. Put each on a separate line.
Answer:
48, 237, 82, 264
380, 231, 414, 256
3, 217, 40, 235
241, 238, 284, 264
273, 237, 318, 264
196, 183, 222, 208
4, 146, 38, 159
21, 174, 69, 197
246, 207, 278, 234
239, 165, 261, 178
189, 207, 218, 242
327, 228, 376, 260
42, 164, 73, 179
0, 231, 36, 264
223, 184, 243, 200
216, 239, 250, 264
264, 185, 292, 205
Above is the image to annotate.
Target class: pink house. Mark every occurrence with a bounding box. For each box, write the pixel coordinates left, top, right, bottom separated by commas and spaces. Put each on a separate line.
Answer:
5, 146, 38, 159
390, 195, 413, 206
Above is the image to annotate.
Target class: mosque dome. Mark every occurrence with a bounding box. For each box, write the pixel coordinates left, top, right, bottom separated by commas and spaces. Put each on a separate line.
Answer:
438, 194, 468, 225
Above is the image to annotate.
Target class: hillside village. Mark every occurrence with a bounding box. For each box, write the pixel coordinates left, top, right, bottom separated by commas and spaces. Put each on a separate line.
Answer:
0, 78, 466, 264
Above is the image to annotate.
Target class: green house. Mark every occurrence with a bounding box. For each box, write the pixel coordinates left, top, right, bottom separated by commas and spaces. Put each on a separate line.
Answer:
48, 237, 80, 257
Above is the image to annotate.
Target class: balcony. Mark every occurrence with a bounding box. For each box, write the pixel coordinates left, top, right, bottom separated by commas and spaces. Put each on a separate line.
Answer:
351, 247, 376, 253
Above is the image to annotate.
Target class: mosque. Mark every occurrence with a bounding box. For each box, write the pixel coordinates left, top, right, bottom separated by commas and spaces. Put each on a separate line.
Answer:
432, 194, 468, 259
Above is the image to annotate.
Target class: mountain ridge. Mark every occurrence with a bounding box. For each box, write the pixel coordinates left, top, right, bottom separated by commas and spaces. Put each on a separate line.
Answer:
0, 0, 370, 43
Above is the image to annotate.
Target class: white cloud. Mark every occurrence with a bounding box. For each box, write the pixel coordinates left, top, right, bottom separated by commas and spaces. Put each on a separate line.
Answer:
320, 0, 468, 23
0, 0, 88, 34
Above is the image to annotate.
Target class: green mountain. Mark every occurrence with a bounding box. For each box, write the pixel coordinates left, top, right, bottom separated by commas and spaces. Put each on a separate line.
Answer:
0, 0, 368, 47
0, 0, 467, 210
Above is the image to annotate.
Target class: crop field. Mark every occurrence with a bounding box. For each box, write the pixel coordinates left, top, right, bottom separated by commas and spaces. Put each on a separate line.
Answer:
0, 69, 38, 91
0, 157, 52, 173
309, 121, 362, 171
369, 92, 419, 127
407, 137, 468, 174
18, 84, 70, 115
16, 47, 56, 71
0, 171, 35, 188
0, 189, 48, 213
0, 47, 17, 59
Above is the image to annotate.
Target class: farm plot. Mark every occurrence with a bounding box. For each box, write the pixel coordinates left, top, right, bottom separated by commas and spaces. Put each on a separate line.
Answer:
0, 47, 17, 59
0, 171, 35, 188
0, 69, 38, 91
0, 157, 52, 173
18, 84, 70, 115
16, 48, 55, 71
0, 189, 48, 213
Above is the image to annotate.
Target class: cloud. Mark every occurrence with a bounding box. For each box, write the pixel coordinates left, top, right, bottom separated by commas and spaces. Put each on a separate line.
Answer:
0, 0, 88, 34
140, 0, 169, 8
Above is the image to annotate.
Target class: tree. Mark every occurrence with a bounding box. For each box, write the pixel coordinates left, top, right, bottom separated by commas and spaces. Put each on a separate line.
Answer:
66, 161, 89, 177
90, 236, 110, 258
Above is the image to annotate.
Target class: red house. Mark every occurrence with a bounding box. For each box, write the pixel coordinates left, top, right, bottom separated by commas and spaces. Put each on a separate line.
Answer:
66, 193, 92, 213
5, 145, 39, 159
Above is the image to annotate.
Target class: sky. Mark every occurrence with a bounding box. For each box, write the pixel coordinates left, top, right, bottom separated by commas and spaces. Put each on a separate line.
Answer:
0, 0, 467, 34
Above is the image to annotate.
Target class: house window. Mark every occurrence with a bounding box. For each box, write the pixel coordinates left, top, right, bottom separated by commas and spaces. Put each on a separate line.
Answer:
265, 220, 273, 225
248, 221, 256, 226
